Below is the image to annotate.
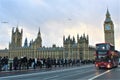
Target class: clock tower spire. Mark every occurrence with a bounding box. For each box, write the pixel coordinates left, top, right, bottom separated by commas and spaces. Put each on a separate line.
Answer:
104, 9, 115, 47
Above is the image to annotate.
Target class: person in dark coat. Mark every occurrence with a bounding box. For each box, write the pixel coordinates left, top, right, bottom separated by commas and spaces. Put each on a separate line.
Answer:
2, 56, 9, 71
13, 57, 19, 70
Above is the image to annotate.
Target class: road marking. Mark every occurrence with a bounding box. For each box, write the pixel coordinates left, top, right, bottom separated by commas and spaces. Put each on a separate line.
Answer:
61, 69, 94, 79
88, 70, 111, 80
43, 75, 58, 80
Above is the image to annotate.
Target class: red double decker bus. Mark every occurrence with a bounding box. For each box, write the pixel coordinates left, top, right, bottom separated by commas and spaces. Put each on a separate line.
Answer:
95, 43, 119, 69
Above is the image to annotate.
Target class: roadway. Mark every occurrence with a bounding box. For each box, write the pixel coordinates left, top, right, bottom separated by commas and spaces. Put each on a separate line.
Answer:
0, 64, 120, 80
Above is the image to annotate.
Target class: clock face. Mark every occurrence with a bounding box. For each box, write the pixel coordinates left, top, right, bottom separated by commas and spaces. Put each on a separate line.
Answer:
105, 24, 111, 30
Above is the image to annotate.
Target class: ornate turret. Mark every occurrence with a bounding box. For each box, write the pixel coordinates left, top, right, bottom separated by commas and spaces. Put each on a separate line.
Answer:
31, 28, 42, 48
77, 34, 89, 60
77, 34, 89, 44
63, 35, 75, 47
9, 27, 23, 49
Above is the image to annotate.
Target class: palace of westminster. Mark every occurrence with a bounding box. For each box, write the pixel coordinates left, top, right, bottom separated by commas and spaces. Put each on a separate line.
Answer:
0, 9, 115, 60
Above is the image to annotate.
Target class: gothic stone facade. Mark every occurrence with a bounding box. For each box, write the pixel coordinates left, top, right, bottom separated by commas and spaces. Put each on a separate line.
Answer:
0, 27, 95, 60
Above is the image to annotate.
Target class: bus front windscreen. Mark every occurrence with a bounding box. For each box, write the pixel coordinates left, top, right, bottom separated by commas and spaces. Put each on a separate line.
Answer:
96, 51, 109, 62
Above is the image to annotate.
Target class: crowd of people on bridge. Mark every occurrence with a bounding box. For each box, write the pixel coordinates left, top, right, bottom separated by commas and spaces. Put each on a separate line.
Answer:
0, 56, 94, 71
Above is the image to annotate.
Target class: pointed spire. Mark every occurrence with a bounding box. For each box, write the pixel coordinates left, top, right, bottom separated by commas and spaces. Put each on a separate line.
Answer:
68, 35, 70, 39
87, 35, 89, 40
77, 34, 79, 40
63, 35, 65, 41
29, 41, 31, 47
21, 29, 23, 34
38, 27, 41, 37
77, 34, 79, 43
16, 25, 19, 32
73, 36, 75, 43
12, 27, 14, 33
106, 8, 110, 17
24, 38, 28, 47
83, 33, 85, 38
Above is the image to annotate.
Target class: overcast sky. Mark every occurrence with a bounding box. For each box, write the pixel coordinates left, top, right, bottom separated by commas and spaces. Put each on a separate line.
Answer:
0, 0, 120, 50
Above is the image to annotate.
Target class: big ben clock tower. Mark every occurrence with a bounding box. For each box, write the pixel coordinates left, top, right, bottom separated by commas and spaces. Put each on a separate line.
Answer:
104, 9, 115, 46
